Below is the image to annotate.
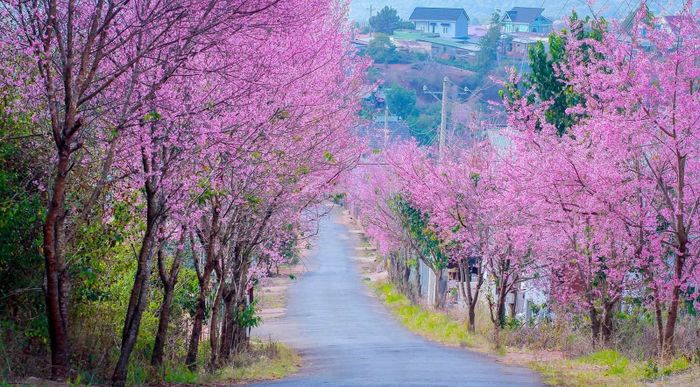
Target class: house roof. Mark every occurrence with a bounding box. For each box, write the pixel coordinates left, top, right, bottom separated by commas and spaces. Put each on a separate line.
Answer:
504, 7, 547, 24
409, 7, 469, 22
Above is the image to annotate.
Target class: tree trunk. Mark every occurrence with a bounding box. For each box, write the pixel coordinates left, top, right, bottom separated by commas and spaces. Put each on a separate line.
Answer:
112, 199, 159, 386
186, 270, 211, 371
219, 293, 235, 361
601, 303, 615, 346
590, 307, 601, 347
497, 290, 506, 329
151, 283, 175, 368
663, 247, 686, 354
231, 322, 248, 355
43, 150, 71, 380
458, 258, 480, 333
653, 289, 665, 354
208, 278, 224, 369
151, 244, 184, 368
468, 306, 476, 333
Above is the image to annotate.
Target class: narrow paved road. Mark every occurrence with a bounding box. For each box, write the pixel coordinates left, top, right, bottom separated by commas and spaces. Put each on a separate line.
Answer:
251, 209, 541, 386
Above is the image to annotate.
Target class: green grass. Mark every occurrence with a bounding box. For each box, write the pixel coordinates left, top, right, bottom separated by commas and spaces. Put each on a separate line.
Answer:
580, 349, 633, 376
373, 282, 477, 348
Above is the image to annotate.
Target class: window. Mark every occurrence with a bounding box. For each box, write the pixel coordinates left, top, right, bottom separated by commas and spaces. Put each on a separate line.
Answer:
441, 23, 450, 34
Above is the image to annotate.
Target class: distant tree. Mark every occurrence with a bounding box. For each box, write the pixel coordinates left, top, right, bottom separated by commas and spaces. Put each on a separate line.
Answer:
476, 12, 501, 73
533, 12, 604, 135
367, 33, 400, 63
501, 12, 606, 136
386, 86, 417, 119
370, 6, 402, 35
401, 21, 416, 30
406, 104, 441, 145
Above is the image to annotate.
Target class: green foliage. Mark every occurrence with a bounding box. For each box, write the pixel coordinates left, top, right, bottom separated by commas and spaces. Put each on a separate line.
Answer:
369, 6, 402, 35
0, 95, 50, 377
390, 196, 448, 271
366, 34, 400, 64
142, 110, 161, 122
644, 356, 691, 379
385, 85, 417, 119
163, 365, 199, 384
503, 11, 606, 136
233, 301, 262, 329
405, 103, 441, 145
323, 150, 336, 164
330, 193, 346, 205
476, 13, 502, 74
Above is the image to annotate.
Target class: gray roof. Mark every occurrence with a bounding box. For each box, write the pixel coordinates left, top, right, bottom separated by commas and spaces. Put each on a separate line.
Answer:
504, 7, 547, 23
409, 7, 469, 22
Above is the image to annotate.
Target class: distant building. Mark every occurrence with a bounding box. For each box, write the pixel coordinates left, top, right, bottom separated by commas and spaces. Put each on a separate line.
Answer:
409, 7, 469, 39
429, 40, 480, 64
501, 33, 548, 59
501, 7, 552, 34
391, 29, 479, 64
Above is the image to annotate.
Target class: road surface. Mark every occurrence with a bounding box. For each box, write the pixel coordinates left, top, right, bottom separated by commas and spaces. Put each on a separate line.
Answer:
251, 209, 541, 386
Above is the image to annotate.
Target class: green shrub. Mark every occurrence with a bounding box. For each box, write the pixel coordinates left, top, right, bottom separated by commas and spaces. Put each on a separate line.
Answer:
662, 356, 690, 376
164, 365, 198, 384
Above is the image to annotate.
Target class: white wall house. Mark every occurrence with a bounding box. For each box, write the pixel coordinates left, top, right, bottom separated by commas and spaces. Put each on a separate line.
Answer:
409, 7, 469, 39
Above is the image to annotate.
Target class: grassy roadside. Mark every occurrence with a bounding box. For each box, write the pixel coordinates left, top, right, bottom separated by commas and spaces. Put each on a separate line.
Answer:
158, 338, 300, 385
371, 280, 695, 386
6, 339, 300, 387
371, 281, 488, 350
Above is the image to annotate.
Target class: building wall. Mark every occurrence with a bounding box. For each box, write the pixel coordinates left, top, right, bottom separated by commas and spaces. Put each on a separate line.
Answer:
455, 14, 469, 38
414, 20, 455, 37
503, 20, 552, 34
531, 17, 553, 34
415, 21, 430, 33
503, 22, 530, 33
413, 15, 468, 39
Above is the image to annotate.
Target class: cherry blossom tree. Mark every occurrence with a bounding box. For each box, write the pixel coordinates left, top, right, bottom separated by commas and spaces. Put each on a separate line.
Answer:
501, 2, 700, 350
0, 0, 241, 378
560, 3, 700, 352
0, 0, 365, 381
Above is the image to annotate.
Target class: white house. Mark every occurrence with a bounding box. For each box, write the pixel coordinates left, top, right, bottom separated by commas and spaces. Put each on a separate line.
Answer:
409, 7, 469, 39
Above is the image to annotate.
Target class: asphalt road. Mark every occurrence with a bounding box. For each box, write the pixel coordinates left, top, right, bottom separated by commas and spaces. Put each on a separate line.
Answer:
251, 209, 542, 387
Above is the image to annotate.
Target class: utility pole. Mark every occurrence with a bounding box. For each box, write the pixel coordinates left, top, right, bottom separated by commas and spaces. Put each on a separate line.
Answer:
368, 5, 373, 34
424, 77, 478, 161
423, 76, 450, 160
384, 104, 389, 149
439, 76, 448, 160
